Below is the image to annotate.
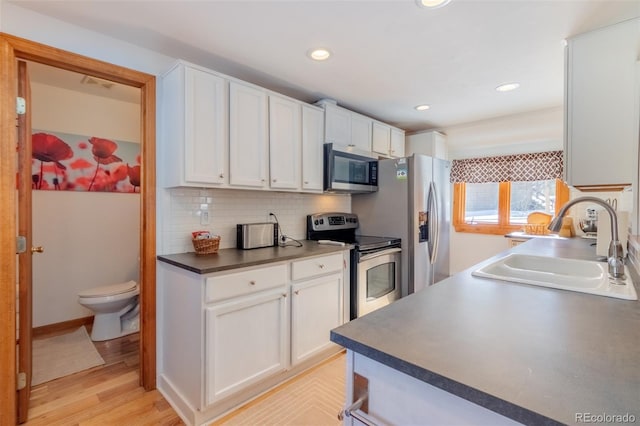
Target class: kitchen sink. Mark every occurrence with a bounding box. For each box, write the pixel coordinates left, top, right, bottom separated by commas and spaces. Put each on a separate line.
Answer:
472, 254, 638, 300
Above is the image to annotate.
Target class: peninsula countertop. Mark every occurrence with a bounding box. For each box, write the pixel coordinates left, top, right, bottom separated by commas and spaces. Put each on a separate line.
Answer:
330, 237, 640, 425
157, 240, 351, 274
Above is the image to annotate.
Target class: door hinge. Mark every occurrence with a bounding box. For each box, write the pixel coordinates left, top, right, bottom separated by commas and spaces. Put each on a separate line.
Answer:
16, 97, 26, 115
17, 372, 26, 390
16, 236, 26, 254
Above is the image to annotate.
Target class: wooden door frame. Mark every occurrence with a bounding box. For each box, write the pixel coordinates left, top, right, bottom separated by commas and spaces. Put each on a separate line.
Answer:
0, 33, 157, 424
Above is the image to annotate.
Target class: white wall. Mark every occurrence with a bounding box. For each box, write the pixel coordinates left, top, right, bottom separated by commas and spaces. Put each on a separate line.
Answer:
32, 192, 139, 326
31, 83, 141, 327
441, 107, 564, 274
162, 189, 350, 255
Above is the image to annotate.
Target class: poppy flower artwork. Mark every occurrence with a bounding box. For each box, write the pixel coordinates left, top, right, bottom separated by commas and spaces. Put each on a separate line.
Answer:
31, 130, 141, 193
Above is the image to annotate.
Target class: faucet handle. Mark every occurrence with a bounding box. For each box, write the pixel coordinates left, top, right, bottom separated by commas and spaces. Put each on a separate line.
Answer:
608, 241, 626, 280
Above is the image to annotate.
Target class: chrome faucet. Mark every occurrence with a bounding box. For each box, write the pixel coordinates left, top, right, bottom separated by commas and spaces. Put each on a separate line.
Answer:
548, 196, 626, 280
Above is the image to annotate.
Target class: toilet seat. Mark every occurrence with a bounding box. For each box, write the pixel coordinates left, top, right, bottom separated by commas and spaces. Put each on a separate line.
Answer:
78, 280, 137, 298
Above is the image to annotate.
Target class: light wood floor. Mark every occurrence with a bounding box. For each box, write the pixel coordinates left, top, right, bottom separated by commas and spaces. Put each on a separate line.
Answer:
25, 326, 346, 426
26, 328, 183, 425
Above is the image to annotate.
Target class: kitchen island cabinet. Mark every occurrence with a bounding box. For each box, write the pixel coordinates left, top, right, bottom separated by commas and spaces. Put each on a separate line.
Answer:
157, 244, 350, 425
331, 237, 640, 425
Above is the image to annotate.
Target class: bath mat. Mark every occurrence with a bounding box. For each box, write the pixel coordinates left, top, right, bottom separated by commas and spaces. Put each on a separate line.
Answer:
32, 326, 105, 386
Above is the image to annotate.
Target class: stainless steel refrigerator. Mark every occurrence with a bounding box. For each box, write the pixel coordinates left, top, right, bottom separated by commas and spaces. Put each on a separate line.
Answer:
352, 154, 450, 296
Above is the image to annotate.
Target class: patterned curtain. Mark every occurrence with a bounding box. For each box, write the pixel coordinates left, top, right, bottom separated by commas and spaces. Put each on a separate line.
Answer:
449, 151, 563, 183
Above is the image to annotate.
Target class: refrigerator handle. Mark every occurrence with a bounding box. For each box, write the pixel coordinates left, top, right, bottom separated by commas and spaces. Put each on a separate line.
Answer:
429, 182, 440, 265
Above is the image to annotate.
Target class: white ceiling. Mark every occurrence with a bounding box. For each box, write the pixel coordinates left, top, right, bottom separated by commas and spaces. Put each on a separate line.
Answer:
13, 0, 640, 132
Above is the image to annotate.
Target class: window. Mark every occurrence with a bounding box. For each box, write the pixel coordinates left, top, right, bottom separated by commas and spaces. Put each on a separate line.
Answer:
454, 179, 569, 235
450, 151, 568, 235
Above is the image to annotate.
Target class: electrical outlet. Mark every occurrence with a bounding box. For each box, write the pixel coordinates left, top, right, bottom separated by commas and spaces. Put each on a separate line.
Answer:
200, 210, 210, 225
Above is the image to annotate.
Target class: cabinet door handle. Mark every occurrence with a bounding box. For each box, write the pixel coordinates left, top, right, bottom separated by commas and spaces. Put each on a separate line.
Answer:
294, 290, 299, 295
272, 179, 277, 183
219, 173, 224, 178
304, 181, 309, 185
282, 293, 287, 298
249, 280, 256, 286
318, 264, 325, 269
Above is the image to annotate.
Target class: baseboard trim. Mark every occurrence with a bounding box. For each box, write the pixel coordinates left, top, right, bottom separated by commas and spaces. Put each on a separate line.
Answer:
32, 316, 94, 338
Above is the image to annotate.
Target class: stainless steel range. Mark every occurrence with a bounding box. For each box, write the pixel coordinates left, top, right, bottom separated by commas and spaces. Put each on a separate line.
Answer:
307, 212, 401, 319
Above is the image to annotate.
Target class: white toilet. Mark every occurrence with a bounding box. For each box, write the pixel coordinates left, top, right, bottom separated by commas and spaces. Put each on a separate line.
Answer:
78, 280, 140, 342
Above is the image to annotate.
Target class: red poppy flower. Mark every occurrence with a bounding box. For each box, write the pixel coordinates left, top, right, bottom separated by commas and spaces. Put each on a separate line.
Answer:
32, 133, 73, 169
89, 137, 122, 164
128, 164, 141, 188
111, 164, 129, 182
70, 158, 93, 170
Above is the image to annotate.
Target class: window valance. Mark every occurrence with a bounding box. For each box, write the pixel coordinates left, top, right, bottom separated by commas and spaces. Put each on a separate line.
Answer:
449, 150, 563, 183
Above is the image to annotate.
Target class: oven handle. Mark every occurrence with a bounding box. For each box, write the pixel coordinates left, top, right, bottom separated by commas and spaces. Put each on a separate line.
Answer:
358, 247, 402, 262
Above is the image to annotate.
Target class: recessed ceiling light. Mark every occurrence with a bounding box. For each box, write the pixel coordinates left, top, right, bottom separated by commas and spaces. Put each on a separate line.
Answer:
415, 0, 452, 9
495, 82, 520, 92
308, 48, 331, 61
415, 104, 430, 111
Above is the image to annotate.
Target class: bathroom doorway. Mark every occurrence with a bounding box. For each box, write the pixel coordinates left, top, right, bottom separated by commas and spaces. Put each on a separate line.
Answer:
28, 58, 142, 384
0, 33, 156, 424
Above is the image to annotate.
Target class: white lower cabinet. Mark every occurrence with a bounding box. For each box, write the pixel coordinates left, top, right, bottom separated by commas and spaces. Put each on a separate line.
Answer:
158, 250, 349, 425
291, 273, 343, 365
205, 288, 288, 404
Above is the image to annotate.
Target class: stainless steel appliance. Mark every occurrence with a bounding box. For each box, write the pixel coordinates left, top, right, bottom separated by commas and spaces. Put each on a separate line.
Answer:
352, 154, 450, 296
307, 212, 401, 319
236, 222, 278, 249
323, 143, 378, 193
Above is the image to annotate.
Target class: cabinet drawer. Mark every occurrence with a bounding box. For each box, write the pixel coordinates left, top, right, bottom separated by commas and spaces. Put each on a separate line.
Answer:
291, 253, 343, 281
206, 264, 287, 303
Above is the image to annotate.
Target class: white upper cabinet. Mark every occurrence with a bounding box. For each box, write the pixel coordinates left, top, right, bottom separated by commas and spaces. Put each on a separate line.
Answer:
324, 103, 352, 147
373, 121, 405, 158
162, 62, 228, 187
405, 130, 447, 160
565, 18, 640, 189
372, 121, 391, 156
269, 95, 301, 190
229, 81, 269, 188
301, 105, 325, 192
351, 112, 373, 151
319, 100, 402, 155
390, 128, 405, 158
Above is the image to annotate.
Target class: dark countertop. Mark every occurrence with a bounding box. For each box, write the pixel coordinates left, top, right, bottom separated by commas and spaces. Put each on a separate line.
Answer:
505, 231, 568, 240
157, 241, 351, 274
330, 237, 640, 425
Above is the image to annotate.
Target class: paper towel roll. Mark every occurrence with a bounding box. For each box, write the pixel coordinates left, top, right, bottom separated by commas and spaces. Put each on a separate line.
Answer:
596, 211, 628, 257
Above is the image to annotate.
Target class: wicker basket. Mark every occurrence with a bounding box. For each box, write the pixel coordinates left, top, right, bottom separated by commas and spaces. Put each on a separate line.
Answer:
192, 236, 220, 255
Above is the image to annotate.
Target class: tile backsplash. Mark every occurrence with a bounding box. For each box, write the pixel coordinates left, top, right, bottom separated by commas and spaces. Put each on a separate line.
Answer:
163, 188, 351, 254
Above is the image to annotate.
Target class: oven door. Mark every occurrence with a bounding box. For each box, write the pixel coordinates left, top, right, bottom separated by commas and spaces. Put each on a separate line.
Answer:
356, 247, 401, 317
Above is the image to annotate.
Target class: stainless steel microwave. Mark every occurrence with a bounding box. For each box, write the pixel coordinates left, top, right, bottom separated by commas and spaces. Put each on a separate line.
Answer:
323, 143, 378, 193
